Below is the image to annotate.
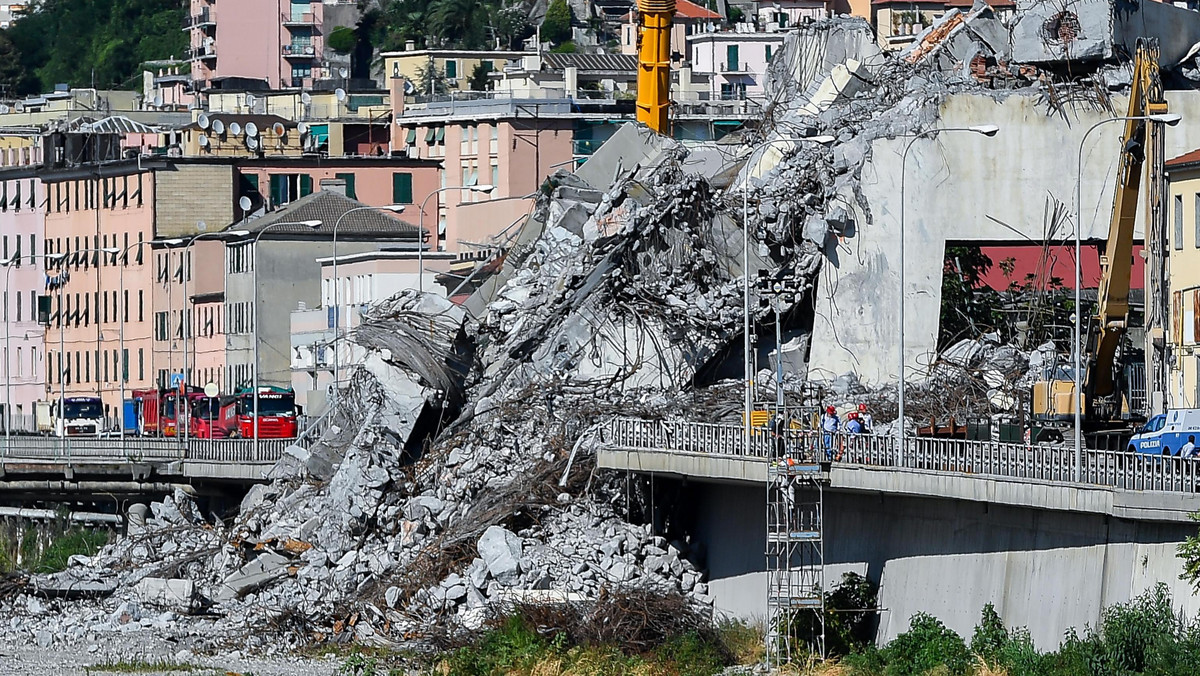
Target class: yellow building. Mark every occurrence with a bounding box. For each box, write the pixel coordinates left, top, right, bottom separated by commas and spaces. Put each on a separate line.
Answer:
380, 48, 530, 94
1166, 149, 1200, 407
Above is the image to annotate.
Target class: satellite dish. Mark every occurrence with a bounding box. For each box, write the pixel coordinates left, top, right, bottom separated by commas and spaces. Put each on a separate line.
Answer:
403, 80, 415, 95
152, 94, 163, 108
334, 88, 346, 102
203, 383, 219, 398
297, 122, 309, 135
271, 122, 286, 136
197, 112, 210, 129
212, 119, 225, 134
229, 121, 242, 136
245, 93, 257, 108
339, 68, 349, 78
239, 196, 252, 211
198, 134, 209, 148
301, 92, 312, 105
247, 136, 259, 151
0, 104, 10, 114
245, 122, 259, 137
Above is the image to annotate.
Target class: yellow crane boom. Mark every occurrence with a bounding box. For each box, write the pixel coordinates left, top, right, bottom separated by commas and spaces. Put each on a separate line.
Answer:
635, 0, 675, 134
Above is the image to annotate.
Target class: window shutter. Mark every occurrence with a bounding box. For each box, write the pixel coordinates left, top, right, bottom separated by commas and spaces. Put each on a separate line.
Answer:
393, 172, 413, 204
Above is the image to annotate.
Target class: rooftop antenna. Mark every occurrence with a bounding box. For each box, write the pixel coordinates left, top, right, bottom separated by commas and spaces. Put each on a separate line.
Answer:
239, 195, 252, 213
334, 88, 347, 102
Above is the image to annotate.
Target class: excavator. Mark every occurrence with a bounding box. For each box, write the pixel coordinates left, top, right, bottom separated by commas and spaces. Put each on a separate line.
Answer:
1031, 39, 1169, 447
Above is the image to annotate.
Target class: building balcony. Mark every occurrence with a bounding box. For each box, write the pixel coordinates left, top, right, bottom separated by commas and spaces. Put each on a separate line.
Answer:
182, 10, 215, 30
282, 44, 318, 59
719, 62, 752, 75
187, 44, 217, 61
281, 12, 320, 28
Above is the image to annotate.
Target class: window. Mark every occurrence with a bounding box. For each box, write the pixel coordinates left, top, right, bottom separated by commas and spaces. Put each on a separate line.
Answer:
336, 172, 357, 199
445, 59, 458, 79
392, 172, 414, 204
138, 290, 144, 322
138, 348, 144, 381
1176, 194, 1185, 251
491, 163, 499, 189
1194, 193, 1199, 249
122, 348, 129, 382
15, 291, 20, 322
765, 45, 773, 62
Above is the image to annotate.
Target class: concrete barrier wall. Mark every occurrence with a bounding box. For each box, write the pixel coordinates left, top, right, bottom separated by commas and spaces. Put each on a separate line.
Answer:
684, 480, 1199, 648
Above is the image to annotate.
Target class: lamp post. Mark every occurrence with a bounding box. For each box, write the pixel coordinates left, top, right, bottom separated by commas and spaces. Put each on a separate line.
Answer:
417, 184, 496, 294
2, 252, 64, 446
898, 125, 999, 462
250, 220, 322, 460
332, 205, 405, 403
51, 246, 119, 444
117, 237, 182, 439
1072, 112, 1181, 481
177, 229, 249, 443
741, 135, 834, 456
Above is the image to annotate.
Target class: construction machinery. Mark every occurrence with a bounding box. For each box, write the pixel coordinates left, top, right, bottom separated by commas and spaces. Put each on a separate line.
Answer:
1031, 39, 1169, 444
634, 0, 675, 134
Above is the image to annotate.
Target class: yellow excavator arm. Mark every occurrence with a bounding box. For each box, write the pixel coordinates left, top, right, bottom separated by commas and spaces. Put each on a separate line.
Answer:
634, 0, 675, 134
1087, 39, 1167, 418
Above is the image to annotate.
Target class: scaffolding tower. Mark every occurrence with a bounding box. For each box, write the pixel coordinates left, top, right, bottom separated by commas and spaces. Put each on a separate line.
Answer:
766, 457, 826, 667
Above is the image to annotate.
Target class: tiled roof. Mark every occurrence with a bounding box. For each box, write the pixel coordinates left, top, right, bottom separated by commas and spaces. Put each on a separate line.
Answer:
238, 190, 423, 239
540, 52, 638, 72
1167, 148, 1200, 169
944, 0, 1015, 7
676, 0, 723, 19
621, 0, 723, 20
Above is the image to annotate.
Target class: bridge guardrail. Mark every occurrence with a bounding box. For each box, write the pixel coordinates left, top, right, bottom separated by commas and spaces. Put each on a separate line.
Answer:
603, 418, 1200, 494
0, 437, 288, 464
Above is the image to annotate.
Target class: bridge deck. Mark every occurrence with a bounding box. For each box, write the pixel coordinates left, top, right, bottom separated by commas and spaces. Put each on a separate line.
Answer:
598, 419, 1200, 522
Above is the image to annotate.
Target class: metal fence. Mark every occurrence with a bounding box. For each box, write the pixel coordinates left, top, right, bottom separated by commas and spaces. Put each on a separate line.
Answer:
0, 437, 288, 464
602, 418, 1200, 494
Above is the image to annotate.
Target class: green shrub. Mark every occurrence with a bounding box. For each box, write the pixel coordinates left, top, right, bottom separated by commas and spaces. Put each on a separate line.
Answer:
879, 613, 971, 676
656, 631, 727, 676
540, 0, 572, 44
34, 528, 109, 573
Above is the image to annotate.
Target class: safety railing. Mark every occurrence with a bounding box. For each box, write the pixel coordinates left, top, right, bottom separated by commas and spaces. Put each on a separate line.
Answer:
0, 437, 286, 464
603, 418, 1200, 494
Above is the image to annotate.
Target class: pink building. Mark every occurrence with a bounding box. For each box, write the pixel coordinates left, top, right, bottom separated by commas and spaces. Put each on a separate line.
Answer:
391, 80, 571, 254
43, 171, 157, 422
0, 176, 46, 432
186, 0, 342, 91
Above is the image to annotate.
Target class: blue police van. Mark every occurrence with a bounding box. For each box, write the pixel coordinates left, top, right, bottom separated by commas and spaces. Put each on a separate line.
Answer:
1128, 409, 1200, 457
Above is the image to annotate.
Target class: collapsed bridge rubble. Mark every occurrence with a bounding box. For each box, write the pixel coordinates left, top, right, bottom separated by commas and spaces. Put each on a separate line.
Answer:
3, 0, 1199, 655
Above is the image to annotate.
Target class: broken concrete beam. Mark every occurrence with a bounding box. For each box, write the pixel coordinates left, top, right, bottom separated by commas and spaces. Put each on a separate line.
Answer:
477, 525, 523, 585
213, 552, 291, 603
134, 578, 195, 610
1010, 0, 1200, 67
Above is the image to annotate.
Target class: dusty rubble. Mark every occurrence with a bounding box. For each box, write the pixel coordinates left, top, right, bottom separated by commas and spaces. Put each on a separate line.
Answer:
0, 3, 1183, 655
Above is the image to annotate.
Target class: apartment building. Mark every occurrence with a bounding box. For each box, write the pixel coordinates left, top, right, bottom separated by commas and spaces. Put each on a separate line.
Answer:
223, 190, 423, 394
185, 0, 362, 92
381, 47, 531, 95
687, 30, 784, 101
1166, 149, 1200, 407
619, 0, 724, 62
0, 171, 45, 432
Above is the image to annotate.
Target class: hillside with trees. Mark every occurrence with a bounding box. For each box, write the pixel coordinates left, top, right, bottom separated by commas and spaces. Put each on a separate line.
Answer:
0, 0, 187, 96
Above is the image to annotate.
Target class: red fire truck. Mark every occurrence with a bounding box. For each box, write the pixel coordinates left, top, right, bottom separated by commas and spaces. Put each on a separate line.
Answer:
189, 395, 240, 439
132, 388, 206, 437
232, 387, 300, 438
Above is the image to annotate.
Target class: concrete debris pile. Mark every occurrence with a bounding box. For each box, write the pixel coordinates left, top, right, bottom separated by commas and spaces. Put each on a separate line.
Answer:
10, 1, 1200, 653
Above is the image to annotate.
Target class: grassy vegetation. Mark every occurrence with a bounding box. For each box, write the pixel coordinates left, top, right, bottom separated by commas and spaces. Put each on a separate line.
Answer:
84, 657, 210, 673
0, 520, 110, 574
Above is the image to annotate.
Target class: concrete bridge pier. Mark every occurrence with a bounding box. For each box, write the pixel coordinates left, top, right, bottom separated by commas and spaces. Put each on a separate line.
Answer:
642, 475, 1200, 648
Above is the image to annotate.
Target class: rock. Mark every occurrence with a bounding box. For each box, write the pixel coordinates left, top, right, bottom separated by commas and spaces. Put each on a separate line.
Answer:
109, 601, 141, 625
386, 586, 401, 609
35, 630, 52, 648
477, 526, 523, 585
214, 552, 290, 603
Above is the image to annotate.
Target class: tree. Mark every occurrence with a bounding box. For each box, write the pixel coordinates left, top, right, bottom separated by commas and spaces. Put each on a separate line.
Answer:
415, 62, 448, 96
1179, 513, 1200, 591
939, 244, 1000, 349
468, 62, 492, 91
327, 25, 357, 54
0, 31, 28, 96
541, 0, 572, 45
427, 0, 490, 48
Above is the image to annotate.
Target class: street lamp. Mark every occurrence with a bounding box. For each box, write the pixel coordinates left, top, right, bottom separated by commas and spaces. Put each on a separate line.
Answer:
332, 205, 405, 403
249, 220, 321, 458
2, 252, 64, 446
176, 229, 249, 443
741, 135, 834, 456
118, 237, 182, 439
417, 185, 496, 294
897, 125, 999, 462
1072, 112, 1181, 481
